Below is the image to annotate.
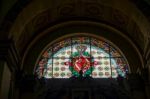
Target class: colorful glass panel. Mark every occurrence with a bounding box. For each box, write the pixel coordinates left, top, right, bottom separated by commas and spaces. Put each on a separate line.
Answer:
36, 58, 52, 78
110, 46, 122, 57
53, 46, 71, 58
72, 37, 90, 44
91, 46, 109, 57
53, 58, 71, 78
111, 58, 128, 77
35, 36, 129, 79
53, 39, 71, 53
67, 44, 96, 77
92, 58, 111, 78
72, 44, 90, 57
91, 38, 109, 53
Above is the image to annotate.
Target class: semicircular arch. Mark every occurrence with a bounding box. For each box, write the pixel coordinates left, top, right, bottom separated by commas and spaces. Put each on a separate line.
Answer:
22, 21, 143, 75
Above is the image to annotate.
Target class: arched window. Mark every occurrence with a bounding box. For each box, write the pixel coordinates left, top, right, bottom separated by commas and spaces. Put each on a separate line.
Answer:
35, 36, 129, 78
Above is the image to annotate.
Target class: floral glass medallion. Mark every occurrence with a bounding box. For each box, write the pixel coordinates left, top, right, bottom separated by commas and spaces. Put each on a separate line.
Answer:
64, 44, 98, 77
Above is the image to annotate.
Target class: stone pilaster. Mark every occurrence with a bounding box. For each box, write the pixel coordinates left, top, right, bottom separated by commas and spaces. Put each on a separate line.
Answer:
144, 60, 150, 99
0, 39, 21, 99
0, 39, 20, 71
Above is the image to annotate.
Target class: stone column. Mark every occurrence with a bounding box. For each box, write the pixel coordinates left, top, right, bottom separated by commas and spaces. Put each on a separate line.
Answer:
0, 60, 5, 98
0, 61, 11, 99
143, 60, 150, 99
0, 40, 21, 99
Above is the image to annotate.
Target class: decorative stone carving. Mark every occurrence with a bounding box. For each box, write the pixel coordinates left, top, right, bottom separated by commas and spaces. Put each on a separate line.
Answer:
0, 0, 148, 57
5, 0, 146, 55
111, 9, 129, 30
32, 10, 51, 32
84, 3, 103, 16
58, 4, 75, 16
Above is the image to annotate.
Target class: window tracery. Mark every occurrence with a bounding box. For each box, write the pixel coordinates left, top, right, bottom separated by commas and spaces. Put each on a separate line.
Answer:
35, 36, 129, 78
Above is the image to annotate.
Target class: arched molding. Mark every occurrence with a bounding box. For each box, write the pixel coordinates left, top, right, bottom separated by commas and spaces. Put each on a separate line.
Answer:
5, 0, 149, 55
21, 21, 144, 75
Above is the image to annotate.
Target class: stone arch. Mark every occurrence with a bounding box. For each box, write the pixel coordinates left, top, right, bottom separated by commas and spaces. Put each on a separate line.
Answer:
22, 21, 143, 75
5, 0, 149, 55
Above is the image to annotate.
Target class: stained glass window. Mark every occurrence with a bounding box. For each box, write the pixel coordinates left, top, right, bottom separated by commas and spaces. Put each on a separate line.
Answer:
35, 36, 129, 78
